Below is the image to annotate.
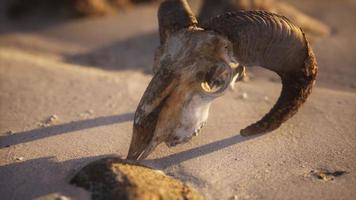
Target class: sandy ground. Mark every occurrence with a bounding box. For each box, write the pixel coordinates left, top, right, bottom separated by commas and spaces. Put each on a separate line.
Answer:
0, 0, 356, 199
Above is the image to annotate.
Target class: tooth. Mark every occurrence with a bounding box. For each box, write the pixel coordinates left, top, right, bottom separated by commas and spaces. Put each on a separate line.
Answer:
193, 130, 199, 136
200, 122, 206, 129
201, 82, 211, 92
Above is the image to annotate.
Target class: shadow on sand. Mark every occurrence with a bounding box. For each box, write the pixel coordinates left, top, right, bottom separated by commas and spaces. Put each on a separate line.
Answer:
0, 134, 256, 198
145, 134, 258, 169
0, 131, 258, 199
0, 155, 118, 199
64, 32, 159, 73
0, 112, 134, 148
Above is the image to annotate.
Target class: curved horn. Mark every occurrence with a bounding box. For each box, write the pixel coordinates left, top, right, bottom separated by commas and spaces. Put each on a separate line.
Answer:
203, 11, 318, 136
158, 0, 198, 44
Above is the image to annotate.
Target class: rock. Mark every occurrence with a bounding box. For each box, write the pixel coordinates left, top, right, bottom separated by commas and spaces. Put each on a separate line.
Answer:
70, 157, 204, 200
230, 195, 238, 200
241, 92, 248, 100
15, 156, 24, 161
310, 169, 348, 181
38, 114, 59, 127
79, 110, 95, 118
6, 130, 15, 135
263, 96, 269, 101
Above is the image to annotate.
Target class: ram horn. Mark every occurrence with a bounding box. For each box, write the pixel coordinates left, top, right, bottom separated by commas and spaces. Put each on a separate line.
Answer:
158, 0, 198, 44
203, 11, 318, 136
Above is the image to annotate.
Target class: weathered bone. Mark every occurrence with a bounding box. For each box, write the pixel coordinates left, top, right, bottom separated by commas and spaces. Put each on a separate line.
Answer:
127, 0, 317, 160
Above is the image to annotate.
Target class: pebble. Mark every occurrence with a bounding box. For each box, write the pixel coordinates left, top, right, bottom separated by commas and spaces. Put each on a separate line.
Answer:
241, 92, 248, 99
48, 115, 58, 121
6, 130, 15, 135
15, 157, 24, 161
38, 115, 59, 127
264, 96, 269, 101
230, 195, 238, 200
79, 110, 95, 118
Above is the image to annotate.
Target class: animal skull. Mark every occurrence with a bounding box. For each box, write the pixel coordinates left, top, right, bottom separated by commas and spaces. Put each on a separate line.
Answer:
127, 0, 317, 160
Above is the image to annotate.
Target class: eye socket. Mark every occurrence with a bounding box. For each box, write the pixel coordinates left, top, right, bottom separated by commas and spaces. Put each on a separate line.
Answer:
200, 63, 233, 96
224, 44, 233, 52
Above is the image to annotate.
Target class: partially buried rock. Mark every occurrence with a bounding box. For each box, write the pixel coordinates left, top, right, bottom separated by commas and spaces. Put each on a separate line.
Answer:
310, 168, 348, 181
38, 114, 59, 127
70, 157, 203, 200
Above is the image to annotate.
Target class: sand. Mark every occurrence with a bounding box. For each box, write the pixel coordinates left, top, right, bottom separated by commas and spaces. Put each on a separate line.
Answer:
0, 0, 356, 199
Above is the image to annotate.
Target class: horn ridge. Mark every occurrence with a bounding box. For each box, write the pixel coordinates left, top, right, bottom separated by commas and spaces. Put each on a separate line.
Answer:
158, 0, 198, 44
203, 11, 318, 135
241, 59, 317, 135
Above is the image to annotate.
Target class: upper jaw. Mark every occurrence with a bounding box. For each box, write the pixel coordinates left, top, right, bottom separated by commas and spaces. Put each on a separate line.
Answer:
165, 121, 206, 147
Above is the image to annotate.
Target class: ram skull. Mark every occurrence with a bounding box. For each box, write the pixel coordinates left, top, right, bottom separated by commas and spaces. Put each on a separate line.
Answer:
127, 0, 317, 160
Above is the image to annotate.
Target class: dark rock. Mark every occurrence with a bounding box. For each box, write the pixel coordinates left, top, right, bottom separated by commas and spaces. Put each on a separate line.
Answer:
70, 156, 204, 200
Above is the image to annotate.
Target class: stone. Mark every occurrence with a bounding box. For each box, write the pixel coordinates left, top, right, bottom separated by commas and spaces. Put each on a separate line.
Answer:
70, 157, 204, 200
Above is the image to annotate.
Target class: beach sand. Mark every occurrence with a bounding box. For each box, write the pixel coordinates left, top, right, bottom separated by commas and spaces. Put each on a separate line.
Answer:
0, 0, 356, 199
